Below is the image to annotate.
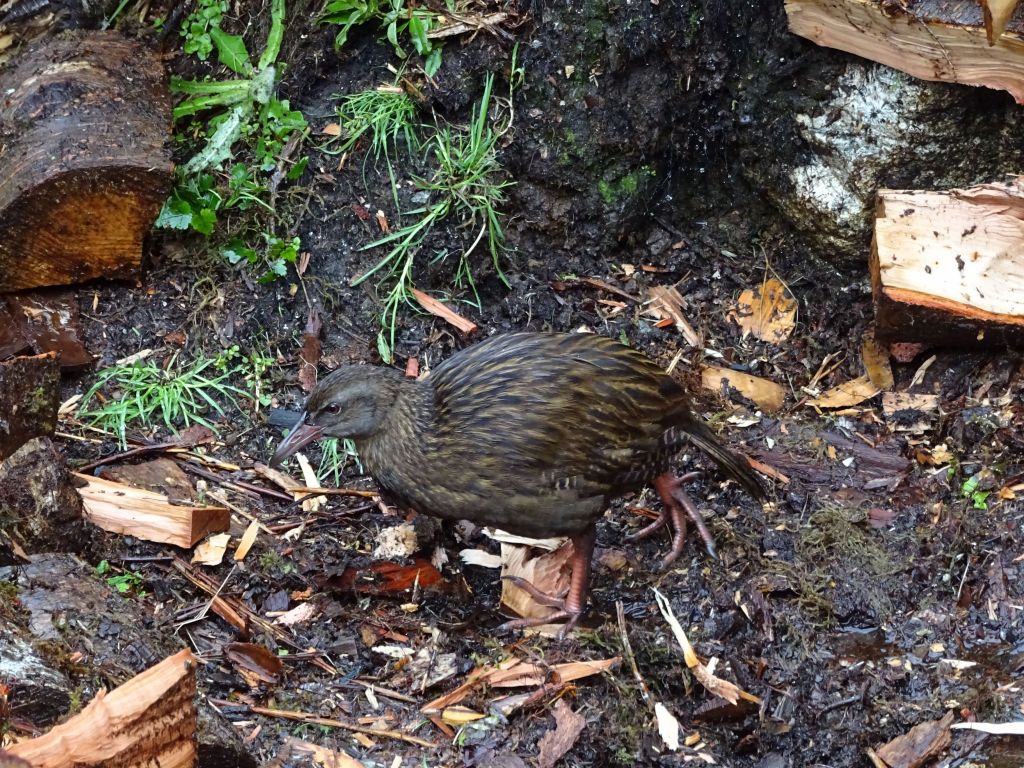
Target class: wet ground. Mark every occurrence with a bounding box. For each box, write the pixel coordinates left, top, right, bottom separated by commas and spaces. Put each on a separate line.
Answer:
4, 2, 1024, 766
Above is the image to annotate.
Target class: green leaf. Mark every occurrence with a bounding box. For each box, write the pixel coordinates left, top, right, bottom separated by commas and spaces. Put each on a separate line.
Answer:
408, 13, 429, 55
424, 47, 442, 77
286, 156, 309, 180
210, 28, 252, 74
377, 331, 393, 364
154, 197, 194, 230
972, 490, 991, 510
192, 208, 219, 235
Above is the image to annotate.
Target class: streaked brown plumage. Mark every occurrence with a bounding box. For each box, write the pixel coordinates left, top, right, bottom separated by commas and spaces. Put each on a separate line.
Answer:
271, 331, 765, 633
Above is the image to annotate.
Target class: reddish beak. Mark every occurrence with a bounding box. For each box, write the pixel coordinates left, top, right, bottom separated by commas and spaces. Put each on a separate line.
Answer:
270, 419, 324, 467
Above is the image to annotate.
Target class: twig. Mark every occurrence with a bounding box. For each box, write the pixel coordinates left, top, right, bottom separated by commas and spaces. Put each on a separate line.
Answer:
182, 462, 292, 501
616, 601, 653, 711
249, 705, 436, 748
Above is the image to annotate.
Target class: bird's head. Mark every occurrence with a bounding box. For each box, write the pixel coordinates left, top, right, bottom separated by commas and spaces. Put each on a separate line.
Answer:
270, 365, 405, 466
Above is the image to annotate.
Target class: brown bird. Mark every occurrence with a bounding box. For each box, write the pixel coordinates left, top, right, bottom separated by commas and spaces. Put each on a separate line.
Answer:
271, 332, 765, 633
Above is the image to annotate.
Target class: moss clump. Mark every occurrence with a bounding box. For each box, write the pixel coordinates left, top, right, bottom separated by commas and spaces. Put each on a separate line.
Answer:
598, 166, 655, 205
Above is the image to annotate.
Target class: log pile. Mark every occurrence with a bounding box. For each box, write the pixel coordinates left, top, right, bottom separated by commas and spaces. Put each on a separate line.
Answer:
786, 0, 1024, 102
871, 177, 1024, 346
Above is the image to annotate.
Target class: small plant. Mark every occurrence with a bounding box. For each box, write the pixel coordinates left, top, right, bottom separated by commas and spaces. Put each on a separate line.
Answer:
95, 560, 146, 597
156, 0, 309, 279
354, 71, 513, 361
78, 354, 250, 448
331, 85, 420, 165
215, 345, 277, 408
318, 438, 363, 484
320, 0, 446, 76
180, 0, 229, 60
960, 474, 992, 510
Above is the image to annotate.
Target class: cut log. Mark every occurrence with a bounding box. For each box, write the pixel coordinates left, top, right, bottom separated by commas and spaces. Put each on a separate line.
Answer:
0, 31, 172, 293
75, 473, 230, 548
786, 0, 1024, 103
7, 649, 197, 768
870, 178, 1024, 347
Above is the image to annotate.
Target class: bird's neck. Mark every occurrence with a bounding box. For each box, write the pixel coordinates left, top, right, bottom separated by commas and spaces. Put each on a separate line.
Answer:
355, 377, 432, 480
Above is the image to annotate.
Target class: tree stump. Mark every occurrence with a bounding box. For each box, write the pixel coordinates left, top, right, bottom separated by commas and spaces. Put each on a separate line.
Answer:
0, 31, 172, 292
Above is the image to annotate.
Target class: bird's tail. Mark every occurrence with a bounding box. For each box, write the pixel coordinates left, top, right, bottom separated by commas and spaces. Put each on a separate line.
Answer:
684, 416, 766, 502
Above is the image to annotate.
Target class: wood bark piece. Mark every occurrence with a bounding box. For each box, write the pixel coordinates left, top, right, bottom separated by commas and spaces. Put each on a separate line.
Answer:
7, 649, 197, 768
0, 31, 172, 292
871, 178, 1024, 346
0, 352, 60, 461
786, 0, 1024, 103
5, 291, 92, 369
75, 472, 229, 548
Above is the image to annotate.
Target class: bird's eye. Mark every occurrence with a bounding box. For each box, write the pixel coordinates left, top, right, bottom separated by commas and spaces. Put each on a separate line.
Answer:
325, 404, 341, 415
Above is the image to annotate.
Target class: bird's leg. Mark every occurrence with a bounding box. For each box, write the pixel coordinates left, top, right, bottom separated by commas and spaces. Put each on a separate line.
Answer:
626, 472, 702, 542
650, 471, 717, 569
497, 527, 596, 638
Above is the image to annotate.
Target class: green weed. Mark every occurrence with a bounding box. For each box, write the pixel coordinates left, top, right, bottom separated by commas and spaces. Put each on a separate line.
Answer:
318, 438, 363, 484
353, 71, 513, 361
95, 560, 146, 597
78, 354, 250, 448
320, 0, 446, 76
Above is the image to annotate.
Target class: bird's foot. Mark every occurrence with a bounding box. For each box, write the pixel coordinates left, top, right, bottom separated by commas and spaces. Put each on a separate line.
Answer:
652, 471, 717, 570
500, 575, 568, 608
496, 606, 585, 639
626, 471, 702, 545
496, 529, 595, 640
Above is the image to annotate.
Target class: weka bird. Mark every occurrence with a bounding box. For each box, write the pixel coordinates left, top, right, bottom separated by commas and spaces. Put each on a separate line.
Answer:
271, 332, 765, 632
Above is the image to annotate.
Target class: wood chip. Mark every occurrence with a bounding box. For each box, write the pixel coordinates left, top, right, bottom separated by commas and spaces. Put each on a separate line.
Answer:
281, 736, 363, 768
192, 533, 231, 565
873, 711, 955, 768
862, 331, 894, 391
411, 288, 477, 335
646, 285, 700, 346
76, 473, 229, 548
806, 374, 880, 409
234, 520, 260, 561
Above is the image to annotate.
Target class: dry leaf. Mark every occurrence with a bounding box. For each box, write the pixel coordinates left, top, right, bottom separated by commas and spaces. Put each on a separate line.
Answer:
282, 736, 364, 768
500, 542, 573, 620
882, 392, 939, 434
806, 375, 880, 409
192, 533, 231, 566
224, 642, 284, 686
321, 123, 342, 136
729, 277, 797, 343
862, 332, 894, 390
702, 365, 786, 412
274, 601, 319, 626
296, 454, 324, 513
537, 699, 586, 768
441, 706, 485, 725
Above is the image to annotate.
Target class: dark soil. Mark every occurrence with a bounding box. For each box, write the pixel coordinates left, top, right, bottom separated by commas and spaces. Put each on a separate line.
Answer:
4, 1, 1024, 767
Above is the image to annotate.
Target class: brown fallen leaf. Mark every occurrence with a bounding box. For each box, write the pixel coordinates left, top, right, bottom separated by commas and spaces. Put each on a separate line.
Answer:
702, 365, 786, 412
225, 642, 284, 686
234, 520, 260, 561
882, 392, 939, 434
321, 123, 342, 136
729, 277, 797, 343
281, 735, 363, 768
500, 541, 573, 621
411, 288, 477, 335
862, 331, 894, 390
871, 711, 955, 768
806, 374, 880, 409
537, 699, 586, 768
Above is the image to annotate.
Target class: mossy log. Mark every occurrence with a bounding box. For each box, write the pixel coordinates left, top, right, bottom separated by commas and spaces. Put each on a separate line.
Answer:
0, 31, 172, 292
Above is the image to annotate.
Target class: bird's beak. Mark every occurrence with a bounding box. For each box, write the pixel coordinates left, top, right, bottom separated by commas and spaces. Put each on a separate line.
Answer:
270, 417, 324, 467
